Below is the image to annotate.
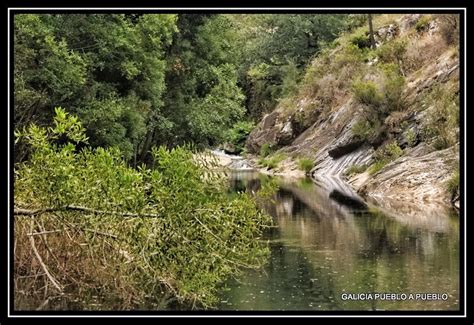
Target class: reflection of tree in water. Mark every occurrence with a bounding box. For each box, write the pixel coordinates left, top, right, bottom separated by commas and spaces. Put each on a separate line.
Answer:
353, 210, 421, 258
228, 172, 263, 194
275, 189, 309, 218
222, 170, 459, 311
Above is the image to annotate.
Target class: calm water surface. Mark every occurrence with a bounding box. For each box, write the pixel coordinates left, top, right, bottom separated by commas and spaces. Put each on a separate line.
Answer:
219, 170, 459, 311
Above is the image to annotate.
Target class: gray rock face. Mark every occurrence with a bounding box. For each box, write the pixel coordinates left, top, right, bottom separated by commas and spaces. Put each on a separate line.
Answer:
245, 111, 280, 153
397, 14, 422, 34
357, 145, 458, 205
276, 121, 294, 145
375, 24, 399, 44
326, 118, 366, 159
313, 144, 374, 178
328, 140, 365, 159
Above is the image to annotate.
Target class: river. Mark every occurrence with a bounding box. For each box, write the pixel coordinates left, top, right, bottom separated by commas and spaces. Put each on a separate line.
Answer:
218, 169, 460, 311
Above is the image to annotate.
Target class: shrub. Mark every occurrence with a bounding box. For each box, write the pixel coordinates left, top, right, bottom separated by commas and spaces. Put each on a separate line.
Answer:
259, 143, 274, 158
344, 14, 370, 32
404, 129, 417, 147
352, 80, 383, 107
225, 121, 255, 154
402, 34, 449, 74
350, 32, 371, 49
14, 108, 272, 309
437, 14, 460, 45
385, 140, 404, 158
297, 157, 314, 174
258, 153, 285, 170
421, 83, 459, 150
415, 16, 431, 32
376, 39, 407, 64
382, 65, 406, 111
368, 159, 389, 175
369, 140, 403, 175
447, 168, 460, 200
345, 164, 369, 176
352, 118, 382, 141
334, 44, 367, 69
373, 140, 403, 161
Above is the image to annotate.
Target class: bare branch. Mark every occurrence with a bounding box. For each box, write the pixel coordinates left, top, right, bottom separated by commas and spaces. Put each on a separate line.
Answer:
14, 205, 160, 218
29, 222, 63, 293
27, 229, 62, 236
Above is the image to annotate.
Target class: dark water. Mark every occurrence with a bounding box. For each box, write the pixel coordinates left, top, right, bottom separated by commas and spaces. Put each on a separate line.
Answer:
219, 170, 460, 311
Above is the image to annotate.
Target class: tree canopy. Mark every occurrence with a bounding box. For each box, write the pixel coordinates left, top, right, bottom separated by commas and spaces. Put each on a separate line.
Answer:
14, 13, 359, 164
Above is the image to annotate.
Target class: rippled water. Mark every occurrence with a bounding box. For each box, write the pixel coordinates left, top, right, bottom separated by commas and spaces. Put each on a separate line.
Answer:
219, 170, 460, 311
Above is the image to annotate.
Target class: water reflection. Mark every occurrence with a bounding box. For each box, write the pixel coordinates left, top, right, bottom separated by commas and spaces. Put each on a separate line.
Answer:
219, 171, 459, 311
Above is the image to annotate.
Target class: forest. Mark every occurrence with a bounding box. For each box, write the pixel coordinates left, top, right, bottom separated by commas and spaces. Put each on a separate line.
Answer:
13, 13, 461, 311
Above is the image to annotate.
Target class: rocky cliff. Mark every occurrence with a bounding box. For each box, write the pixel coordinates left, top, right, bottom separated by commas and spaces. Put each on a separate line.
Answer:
246, 14, 460, 212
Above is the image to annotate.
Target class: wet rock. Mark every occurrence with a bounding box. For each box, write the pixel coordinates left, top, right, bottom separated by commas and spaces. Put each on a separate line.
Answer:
222, 143, 237, 155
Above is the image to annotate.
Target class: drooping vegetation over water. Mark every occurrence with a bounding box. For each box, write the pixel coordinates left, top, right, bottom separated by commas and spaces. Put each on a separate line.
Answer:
14, 109, 272, 309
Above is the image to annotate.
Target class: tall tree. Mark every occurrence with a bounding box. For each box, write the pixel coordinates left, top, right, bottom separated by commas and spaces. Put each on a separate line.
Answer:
368, 14, 376, 49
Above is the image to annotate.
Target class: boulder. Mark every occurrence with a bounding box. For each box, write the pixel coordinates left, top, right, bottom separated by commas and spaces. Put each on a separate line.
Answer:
276, 121, 294, 145
222, 143, 237, 155
245, 110, 280, 153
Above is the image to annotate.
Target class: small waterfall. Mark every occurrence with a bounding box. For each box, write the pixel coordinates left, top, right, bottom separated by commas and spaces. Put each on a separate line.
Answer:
211, 149, 254, 170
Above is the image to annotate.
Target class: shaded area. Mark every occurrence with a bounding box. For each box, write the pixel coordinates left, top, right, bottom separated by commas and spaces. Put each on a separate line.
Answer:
329, 189, 368, 211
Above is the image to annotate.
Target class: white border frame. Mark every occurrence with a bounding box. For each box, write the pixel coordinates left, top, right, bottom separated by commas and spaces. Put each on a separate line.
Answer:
6, 7, 467, 318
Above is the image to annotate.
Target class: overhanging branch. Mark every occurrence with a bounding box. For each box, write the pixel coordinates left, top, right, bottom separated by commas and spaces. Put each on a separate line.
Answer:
14, 205, 160, 218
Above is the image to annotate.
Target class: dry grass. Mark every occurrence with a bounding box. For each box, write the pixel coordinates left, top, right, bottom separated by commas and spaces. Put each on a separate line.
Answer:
14, 215, 157, 310
403, 34, 448, 74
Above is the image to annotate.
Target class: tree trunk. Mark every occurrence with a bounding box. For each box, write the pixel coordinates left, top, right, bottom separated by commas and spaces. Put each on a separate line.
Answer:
368, 14, 376, 49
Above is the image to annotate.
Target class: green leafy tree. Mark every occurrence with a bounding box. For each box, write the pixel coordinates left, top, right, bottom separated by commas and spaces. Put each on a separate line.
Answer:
14, 108, 273, 309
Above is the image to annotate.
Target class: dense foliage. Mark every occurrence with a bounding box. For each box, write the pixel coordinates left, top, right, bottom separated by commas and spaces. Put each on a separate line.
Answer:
228, 14, 360, 119
14, 13, 361, 163
14, 109, 273, 309
14, 14, 247, 163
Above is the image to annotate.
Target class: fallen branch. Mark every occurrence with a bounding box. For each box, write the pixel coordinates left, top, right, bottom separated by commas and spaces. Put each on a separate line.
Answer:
27, 229, 62, 236
29, 222, 63, 293
14, 205, 160, 218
